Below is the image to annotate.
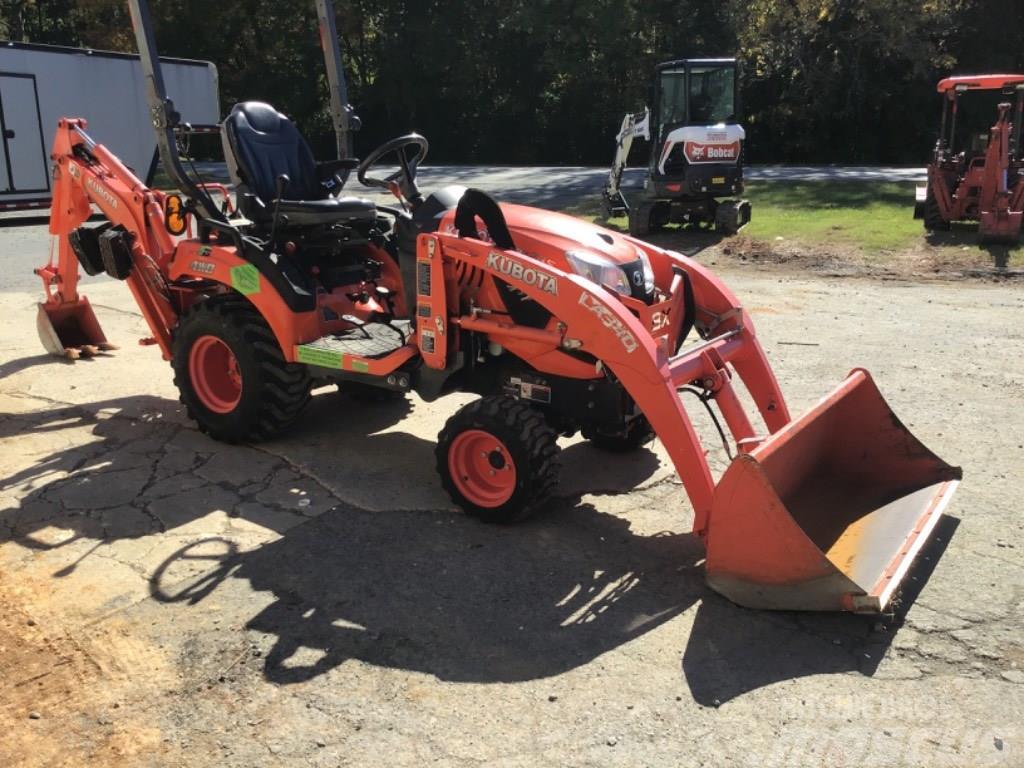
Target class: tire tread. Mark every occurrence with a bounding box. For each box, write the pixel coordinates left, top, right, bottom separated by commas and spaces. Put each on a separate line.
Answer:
172, 293, 310, 442
436, 395, 561, 523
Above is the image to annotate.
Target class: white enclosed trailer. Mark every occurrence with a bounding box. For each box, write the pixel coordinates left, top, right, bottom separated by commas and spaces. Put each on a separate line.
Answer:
0, 40, 218, 211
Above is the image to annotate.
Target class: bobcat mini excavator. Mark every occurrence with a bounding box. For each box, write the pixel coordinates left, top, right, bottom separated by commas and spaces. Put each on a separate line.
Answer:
604, 58, 751, 237
34, 0, 960, 614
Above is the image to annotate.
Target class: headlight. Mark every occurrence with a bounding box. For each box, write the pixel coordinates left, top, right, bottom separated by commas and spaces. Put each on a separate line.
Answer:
635, 248, 655, 294
565, 249, 632, 295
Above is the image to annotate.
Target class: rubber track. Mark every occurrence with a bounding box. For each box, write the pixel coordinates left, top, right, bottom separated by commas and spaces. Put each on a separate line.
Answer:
628, 204, 651, 237
172, 294, 310, 442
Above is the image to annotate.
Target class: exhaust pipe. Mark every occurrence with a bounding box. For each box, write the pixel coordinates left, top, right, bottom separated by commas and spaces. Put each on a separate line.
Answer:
705, 369, 961, 612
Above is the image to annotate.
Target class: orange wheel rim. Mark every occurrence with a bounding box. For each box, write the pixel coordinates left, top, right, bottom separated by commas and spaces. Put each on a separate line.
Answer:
448, 429, 517, 507
188, 335, 242, 414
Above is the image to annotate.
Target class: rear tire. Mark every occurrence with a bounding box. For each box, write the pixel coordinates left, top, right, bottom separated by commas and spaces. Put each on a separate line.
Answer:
923, 189, 950, 231
437, 396, 561, 524
172, 294, 310, 442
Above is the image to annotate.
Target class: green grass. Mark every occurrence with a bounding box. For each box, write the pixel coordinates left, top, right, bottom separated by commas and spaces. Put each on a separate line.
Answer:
583, 180, 924, 254
741, 181, 921, 253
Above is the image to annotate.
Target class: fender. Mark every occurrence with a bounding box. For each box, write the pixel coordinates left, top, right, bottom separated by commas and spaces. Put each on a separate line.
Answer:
169, 241, 321, 358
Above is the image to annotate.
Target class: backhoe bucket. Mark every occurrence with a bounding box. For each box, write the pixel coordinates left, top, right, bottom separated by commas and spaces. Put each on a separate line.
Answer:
36, 297, 113, 359
706, 369, 961, 612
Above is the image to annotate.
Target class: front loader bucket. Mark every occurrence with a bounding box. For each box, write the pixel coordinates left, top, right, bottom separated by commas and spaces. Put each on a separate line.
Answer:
36, 297, 113, 359
706, 369, 961, 612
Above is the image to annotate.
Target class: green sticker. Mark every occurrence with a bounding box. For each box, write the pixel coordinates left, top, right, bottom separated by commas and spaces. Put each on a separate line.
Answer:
296, 345, 343, 369
347, 357, 369, 373
199, 245, 212, 257
230, 263, 261, 295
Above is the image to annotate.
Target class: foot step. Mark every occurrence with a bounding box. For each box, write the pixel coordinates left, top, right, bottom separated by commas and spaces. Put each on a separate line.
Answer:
306, 319, 412, 359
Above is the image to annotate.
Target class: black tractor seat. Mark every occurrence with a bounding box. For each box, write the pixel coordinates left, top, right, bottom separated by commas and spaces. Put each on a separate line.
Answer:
222, 101, 375, 229
276, 197, 376, 227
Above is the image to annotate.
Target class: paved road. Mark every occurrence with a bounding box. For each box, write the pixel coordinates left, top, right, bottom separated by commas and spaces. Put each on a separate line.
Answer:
400, 165, 925, 207
185, 162, 927, 207
1, 268, 1021, 767
0, 163, 924, 293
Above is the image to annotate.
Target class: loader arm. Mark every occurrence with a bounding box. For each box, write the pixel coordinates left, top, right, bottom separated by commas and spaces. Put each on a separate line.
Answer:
422, 230, 960, 612
422, 230, 789, 534
603, 108, 650, 216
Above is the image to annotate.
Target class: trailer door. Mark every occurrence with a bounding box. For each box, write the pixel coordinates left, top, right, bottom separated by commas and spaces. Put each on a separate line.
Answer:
0, 73, 50, 194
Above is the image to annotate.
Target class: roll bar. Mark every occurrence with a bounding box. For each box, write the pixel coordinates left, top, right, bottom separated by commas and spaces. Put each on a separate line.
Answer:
314, 0, 360, 159
126, 0, 360, 220
127, 0, 223, 221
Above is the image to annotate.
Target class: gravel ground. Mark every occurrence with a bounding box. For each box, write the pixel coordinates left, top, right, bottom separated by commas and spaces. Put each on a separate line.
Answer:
0, 224, 1022, 767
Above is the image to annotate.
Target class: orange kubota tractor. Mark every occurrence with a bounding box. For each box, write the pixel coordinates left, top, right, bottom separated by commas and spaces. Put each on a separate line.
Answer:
35, 0, 960, 613
916, 74, 1024, 242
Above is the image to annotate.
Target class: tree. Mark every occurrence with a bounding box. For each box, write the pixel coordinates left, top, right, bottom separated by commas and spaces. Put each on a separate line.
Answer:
1, 0, 1017, 164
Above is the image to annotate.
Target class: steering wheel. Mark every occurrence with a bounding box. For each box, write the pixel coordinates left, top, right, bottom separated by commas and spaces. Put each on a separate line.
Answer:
357, 133, 429, 203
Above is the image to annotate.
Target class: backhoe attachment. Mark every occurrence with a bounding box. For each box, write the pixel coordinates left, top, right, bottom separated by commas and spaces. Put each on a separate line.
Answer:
35, 236, 114, 359
36, 297, 112, 359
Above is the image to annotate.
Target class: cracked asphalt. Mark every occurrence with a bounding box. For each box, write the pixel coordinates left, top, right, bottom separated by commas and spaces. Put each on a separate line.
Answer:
1, 223, 1023, 767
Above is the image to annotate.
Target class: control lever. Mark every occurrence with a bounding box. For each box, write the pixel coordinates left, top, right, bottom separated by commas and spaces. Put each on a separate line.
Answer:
269, 173, 289, 243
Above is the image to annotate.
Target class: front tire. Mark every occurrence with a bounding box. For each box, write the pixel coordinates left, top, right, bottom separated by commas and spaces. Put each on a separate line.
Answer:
436, 396, 561, 523
172, 294, 310, 442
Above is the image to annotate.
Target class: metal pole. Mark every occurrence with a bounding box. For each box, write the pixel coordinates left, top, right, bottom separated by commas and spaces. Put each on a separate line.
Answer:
127, 0, 220, 220
938, 96, 948, 152
1012, 85, 1023, 159
314, 0, 354, 159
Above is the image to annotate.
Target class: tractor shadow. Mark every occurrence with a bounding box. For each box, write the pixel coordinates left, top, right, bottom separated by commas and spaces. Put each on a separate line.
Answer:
0, 388, 418, 553
582, 213, 727, 258
681, 515, 958, 706
195, 503, 705, 685
925, 225, 1021, 272
642, 227, 727, 256
0, 353, 74, 383
0, 390, 936, 701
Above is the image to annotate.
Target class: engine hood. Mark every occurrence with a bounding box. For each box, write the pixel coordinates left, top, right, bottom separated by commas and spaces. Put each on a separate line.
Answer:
439, 202, 642, 268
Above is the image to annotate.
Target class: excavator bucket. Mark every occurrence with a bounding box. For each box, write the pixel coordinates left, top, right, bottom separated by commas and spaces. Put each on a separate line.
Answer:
36, 297, 114, 359
706, 369, 961, 612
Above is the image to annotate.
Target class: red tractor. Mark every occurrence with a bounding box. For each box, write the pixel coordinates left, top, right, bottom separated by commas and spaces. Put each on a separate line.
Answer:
34, 0, 960, 614
916, 74, 1024, 242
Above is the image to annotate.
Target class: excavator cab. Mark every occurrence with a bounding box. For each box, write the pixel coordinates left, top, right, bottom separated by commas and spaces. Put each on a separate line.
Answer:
604, 57, 751, 237
654, 60, 739, 139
